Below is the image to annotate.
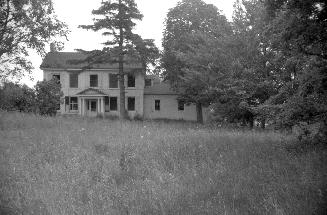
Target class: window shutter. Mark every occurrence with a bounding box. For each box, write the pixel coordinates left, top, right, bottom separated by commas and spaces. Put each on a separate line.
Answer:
65, 96, 69, 105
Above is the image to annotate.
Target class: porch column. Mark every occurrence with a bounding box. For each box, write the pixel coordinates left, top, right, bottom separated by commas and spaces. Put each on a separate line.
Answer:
81, 98, 84, 116
101, 97, 103, 113
79, 98, 82, 115
98, 98, 100, 113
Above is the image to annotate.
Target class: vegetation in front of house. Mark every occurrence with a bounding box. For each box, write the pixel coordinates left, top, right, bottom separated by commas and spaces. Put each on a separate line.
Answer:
0, 79, 62, 116
0, 112, 326, 214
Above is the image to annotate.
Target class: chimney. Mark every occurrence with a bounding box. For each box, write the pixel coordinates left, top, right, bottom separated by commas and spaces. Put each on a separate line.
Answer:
50, 43, 57, 52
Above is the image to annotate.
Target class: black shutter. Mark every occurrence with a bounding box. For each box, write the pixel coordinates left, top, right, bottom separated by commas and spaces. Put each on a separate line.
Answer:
65, 96, 69, 105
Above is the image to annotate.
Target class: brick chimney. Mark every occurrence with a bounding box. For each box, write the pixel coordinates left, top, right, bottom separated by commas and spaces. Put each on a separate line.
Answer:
50, 43, 57, 52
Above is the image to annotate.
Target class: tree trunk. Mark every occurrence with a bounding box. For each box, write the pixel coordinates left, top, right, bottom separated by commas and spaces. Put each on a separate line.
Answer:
118, 0, 127, 119
196, 103, 203, 124
249, 115, 254, 129
260, 118, 266, 129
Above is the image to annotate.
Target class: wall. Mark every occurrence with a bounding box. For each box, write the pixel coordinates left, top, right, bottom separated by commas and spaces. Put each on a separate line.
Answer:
43, 69, 144, 117
144, 95, 198, 121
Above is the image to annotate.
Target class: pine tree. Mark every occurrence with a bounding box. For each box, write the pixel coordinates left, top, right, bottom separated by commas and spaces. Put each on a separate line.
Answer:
79, 0, 145, 119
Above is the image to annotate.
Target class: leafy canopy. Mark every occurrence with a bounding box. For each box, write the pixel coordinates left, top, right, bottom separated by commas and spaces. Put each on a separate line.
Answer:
0, 0, 69, 80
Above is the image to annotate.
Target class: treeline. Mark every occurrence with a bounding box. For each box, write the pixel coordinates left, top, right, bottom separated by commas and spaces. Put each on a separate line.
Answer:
0, 79, 62, 116
161, 0, 327, 142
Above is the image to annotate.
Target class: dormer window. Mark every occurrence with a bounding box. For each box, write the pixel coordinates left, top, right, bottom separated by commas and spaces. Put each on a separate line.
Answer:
90, 74, 98, 87
127, 74, 135, 88
145, 78, 152, 87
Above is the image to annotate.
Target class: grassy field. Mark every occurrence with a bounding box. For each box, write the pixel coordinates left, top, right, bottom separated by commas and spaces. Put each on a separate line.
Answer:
0, 112, 326, 215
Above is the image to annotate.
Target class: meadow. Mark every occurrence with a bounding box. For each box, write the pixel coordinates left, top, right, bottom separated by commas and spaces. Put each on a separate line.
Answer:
0, 111, 326, 215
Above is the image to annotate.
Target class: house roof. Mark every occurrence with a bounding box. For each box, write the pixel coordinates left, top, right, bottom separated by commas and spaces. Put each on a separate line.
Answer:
144, 82, 179, 95
40, 52, 143, 70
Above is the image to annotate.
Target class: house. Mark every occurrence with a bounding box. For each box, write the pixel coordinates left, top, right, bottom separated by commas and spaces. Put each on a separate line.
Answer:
40, 51, 207, 121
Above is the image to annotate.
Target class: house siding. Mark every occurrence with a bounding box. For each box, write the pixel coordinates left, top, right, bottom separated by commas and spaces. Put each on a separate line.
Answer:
43, 65, 207, 121
143, 95, 198, 121
43, 69, 144, 118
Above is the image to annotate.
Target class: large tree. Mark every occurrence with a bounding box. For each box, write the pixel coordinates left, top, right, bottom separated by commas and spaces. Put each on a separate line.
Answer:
161, 0, 232, 123
0, 0, 68, 80
79, 0, 158, 119
224, 0, 278, 128
263, 0, 327, 141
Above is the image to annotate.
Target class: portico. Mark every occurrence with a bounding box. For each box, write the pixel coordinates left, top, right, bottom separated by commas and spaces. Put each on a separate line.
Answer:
76, 88, 106, 117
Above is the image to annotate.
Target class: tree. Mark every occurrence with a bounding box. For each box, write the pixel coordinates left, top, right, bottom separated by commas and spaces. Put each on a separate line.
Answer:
263, 0, 327, 141
0, 82, 36, 112
0, 0, 68, 81
79, 0, 158, 119
161, 0, 232, 123
35, 79, 62, 116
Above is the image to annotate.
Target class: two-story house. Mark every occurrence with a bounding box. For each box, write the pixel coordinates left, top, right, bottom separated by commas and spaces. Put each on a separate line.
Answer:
40, 51, 207, 121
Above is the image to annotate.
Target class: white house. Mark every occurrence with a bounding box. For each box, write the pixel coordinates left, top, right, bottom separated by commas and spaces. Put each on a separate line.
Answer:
40, 51, 207, 121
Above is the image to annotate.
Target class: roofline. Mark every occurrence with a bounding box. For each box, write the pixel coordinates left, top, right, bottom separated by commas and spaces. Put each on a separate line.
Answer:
144, 93, 179, 95
40, 67, 143, 71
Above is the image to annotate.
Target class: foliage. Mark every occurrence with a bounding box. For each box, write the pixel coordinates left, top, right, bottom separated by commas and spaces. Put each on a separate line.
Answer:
35, 79, 62, 116
161, 0, 232, 123
261, 0, 327, 141
79, 0, 159, 119
0, 82, 36, 112
0, 0, 68, 80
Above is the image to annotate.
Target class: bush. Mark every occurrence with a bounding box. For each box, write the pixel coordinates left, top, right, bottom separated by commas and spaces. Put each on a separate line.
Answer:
35, 79, 63, 116
0, 82, 36, 112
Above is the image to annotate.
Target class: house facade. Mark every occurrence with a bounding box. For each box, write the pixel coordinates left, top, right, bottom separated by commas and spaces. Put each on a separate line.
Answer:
41, 52, 207, 121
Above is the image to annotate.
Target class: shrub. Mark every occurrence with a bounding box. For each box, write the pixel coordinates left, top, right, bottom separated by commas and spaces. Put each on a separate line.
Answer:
35, 79, 63, 116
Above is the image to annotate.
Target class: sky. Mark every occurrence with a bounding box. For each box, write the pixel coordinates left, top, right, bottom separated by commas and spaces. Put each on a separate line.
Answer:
22, 0, 235, 87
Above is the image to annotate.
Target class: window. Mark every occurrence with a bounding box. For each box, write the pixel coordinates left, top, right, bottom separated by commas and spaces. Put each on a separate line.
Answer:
109, 74, 118, 88
155, 100, 160, 111
70, 97, 78, 111
90, 74, 98, 87
69, 74, 78, 88
52, 74, 60, 84
110, 97, 118, 111
104, 96, 110, 112
127, 74, 135, 87
178, 100, 184, 111
127, 97, 135, 111
145, 78, 152, 87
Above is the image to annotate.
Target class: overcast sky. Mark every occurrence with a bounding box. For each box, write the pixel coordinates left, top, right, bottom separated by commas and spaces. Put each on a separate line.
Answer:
22, 0, 235, 87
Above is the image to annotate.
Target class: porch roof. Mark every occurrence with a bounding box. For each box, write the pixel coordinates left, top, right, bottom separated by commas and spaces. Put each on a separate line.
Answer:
76, 88, 107, 96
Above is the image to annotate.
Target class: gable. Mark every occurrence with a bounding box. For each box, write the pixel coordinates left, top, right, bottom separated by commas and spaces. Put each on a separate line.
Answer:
76, 88, 107, 96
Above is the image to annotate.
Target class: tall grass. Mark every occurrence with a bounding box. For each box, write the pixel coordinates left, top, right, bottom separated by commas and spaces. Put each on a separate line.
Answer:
0, 111, 326, 214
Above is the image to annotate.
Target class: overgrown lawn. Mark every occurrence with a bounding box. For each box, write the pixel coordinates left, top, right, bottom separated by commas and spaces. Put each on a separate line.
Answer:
0, 112, 326, 214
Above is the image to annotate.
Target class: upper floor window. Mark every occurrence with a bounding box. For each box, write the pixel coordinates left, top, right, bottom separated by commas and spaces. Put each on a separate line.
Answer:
127, 74, 135, 88
69, 74, 78, 88
90, 74, 98, 87
145, 78, 152, 87
52, 74, 60, 84
178, 100, 184, 111
109, 74, 118, 88
155, 100, 160, 111
127, 97, 135, 111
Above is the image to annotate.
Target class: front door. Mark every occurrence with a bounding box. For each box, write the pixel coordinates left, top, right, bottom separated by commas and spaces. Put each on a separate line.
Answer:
86, 100, 97, 117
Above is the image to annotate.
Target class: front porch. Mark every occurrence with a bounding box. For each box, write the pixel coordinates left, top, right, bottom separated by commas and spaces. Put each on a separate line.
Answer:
76, 88, 107, 117
79, 97, 105, 117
